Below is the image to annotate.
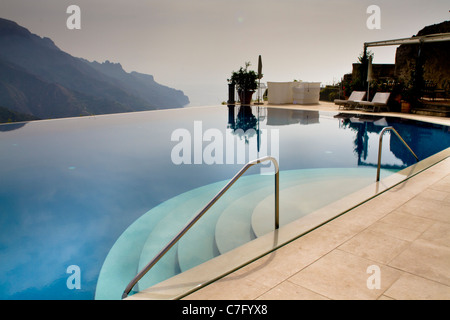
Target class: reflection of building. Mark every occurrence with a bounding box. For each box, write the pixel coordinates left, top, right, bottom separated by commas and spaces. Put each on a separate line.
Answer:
335, 113, 450, 168
266, 108, 319, 126
335, 113, 387, 166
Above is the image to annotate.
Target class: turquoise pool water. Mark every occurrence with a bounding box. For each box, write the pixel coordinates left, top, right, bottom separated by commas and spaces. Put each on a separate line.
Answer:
0, 106, 448, 299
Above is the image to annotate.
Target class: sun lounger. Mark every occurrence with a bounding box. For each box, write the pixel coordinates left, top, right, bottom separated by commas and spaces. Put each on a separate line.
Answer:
357, 92, 390, 112
334, 91, 366, 110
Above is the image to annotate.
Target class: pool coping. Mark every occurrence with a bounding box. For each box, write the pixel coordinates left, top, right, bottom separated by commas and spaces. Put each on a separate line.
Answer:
126, 103, 450, 300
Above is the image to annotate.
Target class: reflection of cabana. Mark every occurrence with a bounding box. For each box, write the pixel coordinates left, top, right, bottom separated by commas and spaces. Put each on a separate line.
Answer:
266, 108, 319, 126
334, 113, 387, 127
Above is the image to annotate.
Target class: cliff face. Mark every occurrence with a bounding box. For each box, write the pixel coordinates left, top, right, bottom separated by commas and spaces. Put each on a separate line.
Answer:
395, 21, 450, 91
0, 18, 189, 121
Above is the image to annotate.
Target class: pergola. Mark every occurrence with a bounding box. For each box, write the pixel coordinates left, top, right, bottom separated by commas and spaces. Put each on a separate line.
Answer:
360, 32, 450, 98
364, 32, 450, 49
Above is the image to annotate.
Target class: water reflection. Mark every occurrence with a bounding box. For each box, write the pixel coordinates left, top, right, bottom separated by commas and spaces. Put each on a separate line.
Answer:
227, 106, 449, 171
227, 105, 258, 144
0, 106, 448, 300
336, 114, 386, 167
266, 108, 319, 126
335, 113, 450, 168
0, 122, 27, 132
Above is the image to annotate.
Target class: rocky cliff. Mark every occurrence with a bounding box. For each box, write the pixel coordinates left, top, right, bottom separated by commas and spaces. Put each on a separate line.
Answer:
395, 20, 450, 91
0, 18, 189, 121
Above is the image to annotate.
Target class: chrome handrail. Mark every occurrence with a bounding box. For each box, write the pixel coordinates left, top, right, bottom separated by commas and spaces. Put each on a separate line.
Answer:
122, 156, 280, 299
377, 127, 419, 181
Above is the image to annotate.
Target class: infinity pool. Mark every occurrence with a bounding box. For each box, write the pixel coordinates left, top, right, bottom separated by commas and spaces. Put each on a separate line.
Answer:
0, 106, 448, 299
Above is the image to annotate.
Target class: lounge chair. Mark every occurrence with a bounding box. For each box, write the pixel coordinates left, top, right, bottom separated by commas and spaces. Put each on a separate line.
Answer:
357, 92, 390, 112
334, 91, 366, 110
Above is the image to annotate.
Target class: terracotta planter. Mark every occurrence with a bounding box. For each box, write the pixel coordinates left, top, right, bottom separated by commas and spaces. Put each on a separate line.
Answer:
401, 101, 411, 113
239, 90, 254, 105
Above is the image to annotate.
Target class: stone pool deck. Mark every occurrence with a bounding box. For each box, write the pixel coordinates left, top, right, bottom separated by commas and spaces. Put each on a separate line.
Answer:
183, 101, 450, 300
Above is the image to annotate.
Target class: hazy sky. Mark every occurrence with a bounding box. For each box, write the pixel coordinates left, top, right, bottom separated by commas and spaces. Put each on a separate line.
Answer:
1, 0, 449, 106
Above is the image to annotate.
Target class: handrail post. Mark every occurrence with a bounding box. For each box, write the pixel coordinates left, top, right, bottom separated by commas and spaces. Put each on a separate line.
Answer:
377, 127, 419, 181
275, 168, 279, 229
122, 156, 279, 299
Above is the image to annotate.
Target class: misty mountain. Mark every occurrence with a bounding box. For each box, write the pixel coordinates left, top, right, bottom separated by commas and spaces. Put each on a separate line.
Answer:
0, 17, 189, 121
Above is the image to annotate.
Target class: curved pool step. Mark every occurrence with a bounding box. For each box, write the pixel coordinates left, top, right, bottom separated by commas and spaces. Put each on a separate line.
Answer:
251, 167, 383, 237
95, 180, 224, 300
96, 167, 392, 300
178, 170, 319, 269
94, 190, 199, 300
136, 182, 225, 291
213, 169, 337, 254
177, 174, 270, 272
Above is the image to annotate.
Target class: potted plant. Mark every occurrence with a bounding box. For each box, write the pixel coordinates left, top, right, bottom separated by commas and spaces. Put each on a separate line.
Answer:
401, 87, 412, 113
228, 62, 258, 105
400, 79, 418, 113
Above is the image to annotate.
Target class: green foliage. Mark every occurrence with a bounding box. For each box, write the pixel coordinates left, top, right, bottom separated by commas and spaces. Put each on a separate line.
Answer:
228, 62, 258, 92
357, 50, 374, 63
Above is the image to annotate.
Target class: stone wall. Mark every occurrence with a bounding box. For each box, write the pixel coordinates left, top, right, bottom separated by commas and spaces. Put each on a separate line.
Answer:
352, 63, 396, 82
395, 21, 450, 91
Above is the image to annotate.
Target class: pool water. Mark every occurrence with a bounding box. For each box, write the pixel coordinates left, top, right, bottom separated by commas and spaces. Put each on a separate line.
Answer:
0, 106, 448, 299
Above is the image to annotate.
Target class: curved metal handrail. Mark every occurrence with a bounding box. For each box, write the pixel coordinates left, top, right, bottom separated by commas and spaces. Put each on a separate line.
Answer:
122, 156, 279, 299
376, 127, 419, 181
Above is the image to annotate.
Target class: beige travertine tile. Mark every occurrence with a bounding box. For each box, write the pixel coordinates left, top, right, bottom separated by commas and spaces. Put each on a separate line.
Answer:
338, 229, 410, 264
256, 280, 328, 300
184, 275, 270, 300
378, 295, 394, 300
288, 250, 402, 300
379, 211, 434, 234
396, 197, 450, 223
419, 222, 450, 247
221, 251, 295, 290
416, 189, 450, 201
367, 220, 422, 242
221, 221, 359, 289
430, 176, 450, 191
384, 273, 450, 300
389, 239, 450, 286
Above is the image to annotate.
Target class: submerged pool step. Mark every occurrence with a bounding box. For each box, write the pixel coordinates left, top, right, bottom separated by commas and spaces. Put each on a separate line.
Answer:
136, 182, 225, 291
213, 171, 311, 255
94, 189, 201, 300
95, 180, 224, 300
251, 168, 385, 237
177, 174, 271, 272
96, 167, 393, 300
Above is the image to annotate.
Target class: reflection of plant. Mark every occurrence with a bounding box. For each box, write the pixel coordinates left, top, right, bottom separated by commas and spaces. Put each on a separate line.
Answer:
230, 106, 258, 143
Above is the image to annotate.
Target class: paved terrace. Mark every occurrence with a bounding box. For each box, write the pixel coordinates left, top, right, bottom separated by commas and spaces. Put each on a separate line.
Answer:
183, 101, 450, 300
